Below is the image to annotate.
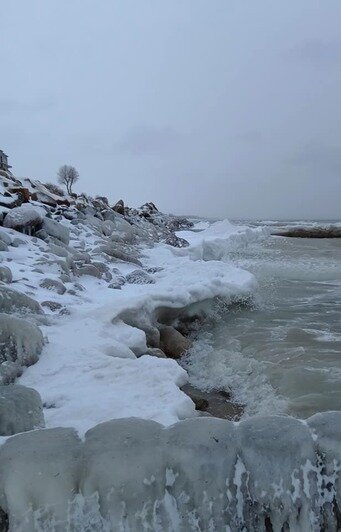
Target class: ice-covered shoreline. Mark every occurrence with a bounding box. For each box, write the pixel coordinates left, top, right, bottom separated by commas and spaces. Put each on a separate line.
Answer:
0, 172, 258, 436
1, 173, 340, 530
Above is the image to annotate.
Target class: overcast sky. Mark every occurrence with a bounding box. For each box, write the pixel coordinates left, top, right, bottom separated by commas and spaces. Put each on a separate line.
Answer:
1, 1, 341, 219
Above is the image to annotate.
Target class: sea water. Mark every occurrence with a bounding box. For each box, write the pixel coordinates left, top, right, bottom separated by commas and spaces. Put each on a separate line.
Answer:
182, 221, 341, 418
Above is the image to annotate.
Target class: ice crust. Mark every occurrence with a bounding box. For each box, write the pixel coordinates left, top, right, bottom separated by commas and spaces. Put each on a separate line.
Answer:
0, 414, 340, 531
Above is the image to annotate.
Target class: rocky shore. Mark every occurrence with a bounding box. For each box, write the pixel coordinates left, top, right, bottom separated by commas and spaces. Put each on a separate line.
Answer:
0, 170, 340, 531
0, 169, 254, 440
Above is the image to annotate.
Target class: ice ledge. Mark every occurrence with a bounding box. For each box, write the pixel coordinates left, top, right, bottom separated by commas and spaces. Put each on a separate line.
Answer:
0, 412, 340, 531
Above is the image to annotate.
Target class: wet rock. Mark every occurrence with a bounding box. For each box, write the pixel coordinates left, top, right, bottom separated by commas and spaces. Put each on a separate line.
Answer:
165, 234, 189, 248
40, 278, 66, 294
159, 326, 191, 359
0, 384, 45, 435
125, 270, 154, 285
0, 266, 12, 283
181, 384, 243, 420
143, 348, 167, 359
0, 286, 42, 314
274, 227, 341, 238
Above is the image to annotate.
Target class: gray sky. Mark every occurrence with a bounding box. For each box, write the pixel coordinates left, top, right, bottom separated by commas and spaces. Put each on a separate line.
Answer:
1, 1, 341, 219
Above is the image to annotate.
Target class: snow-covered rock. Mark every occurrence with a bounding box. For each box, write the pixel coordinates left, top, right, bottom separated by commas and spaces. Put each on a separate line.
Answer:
42, 216, 70, 245
0, 427, 82, 530
40, 278, 66, 294
0, 384, 44, 435
3, 204, 43, 233
0, 286, 42, 315
0, 266, 12, 283
0, 313, 44, 373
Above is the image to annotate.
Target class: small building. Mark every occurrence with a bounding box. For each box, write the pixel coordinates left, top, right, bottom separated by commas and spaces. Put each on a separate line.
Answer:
0, 150, 12, 171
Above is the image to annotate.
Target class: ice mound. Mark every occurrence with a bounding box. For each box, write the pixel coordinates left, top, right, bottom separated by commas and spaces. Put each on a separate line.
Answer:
0, 413, 340, 530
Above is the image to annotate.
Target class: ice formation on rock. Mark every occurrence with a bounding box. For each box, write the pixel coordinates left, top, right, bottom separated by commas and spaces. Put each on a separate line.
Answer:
0, 414, 339, 531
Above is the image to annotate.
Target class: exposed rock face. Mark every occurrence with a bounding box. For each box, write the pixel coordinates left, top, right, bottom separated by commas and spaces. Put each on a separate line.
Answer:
113, 199, 125, 215
0, 286, 42, 315
165, 233, 189, 248
0, 266, 12, 283
181, 383, 244, 420
125, 270, 155, 285
42, 217, 70, 245
40, 278, 66, 294
159, 326, 191, 359
3, 204, 43, 233
0, 384, 45, 435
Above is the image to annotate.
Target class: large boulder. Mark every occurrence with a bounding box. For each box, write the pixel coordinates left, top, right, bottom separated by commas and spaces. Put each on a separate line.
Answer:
0, 313, 44, 369
3, 204, 43, 233
42, 217, 70, 245
159, 326, 191, 359
112, 199, 125, 215
0, 266, 12, 283
0, 385, 45, 435
0, 286, 42, 315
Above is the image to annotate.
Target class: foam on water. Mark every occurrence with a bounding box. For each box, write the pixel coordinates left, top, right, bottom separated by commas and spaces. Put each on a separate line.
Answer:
182, 223, 341, 419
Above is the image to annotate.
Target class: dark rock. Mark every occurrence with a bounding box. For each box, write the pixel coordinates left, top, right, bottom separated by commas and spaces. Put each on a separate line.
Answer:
159, 326, 191, 359
125, 270, 154, 285
40, 278, 66, 294
273, 226, 341, 238
113, 199, 125, 215
165, 234, 189, 248
41, 301, 63, 311
181, 384, 243, 421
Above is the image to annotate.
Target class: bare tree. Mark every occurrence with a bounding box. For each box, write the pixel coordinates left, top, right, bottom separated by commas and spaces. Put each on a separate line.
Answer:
57, 165, 79, 195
